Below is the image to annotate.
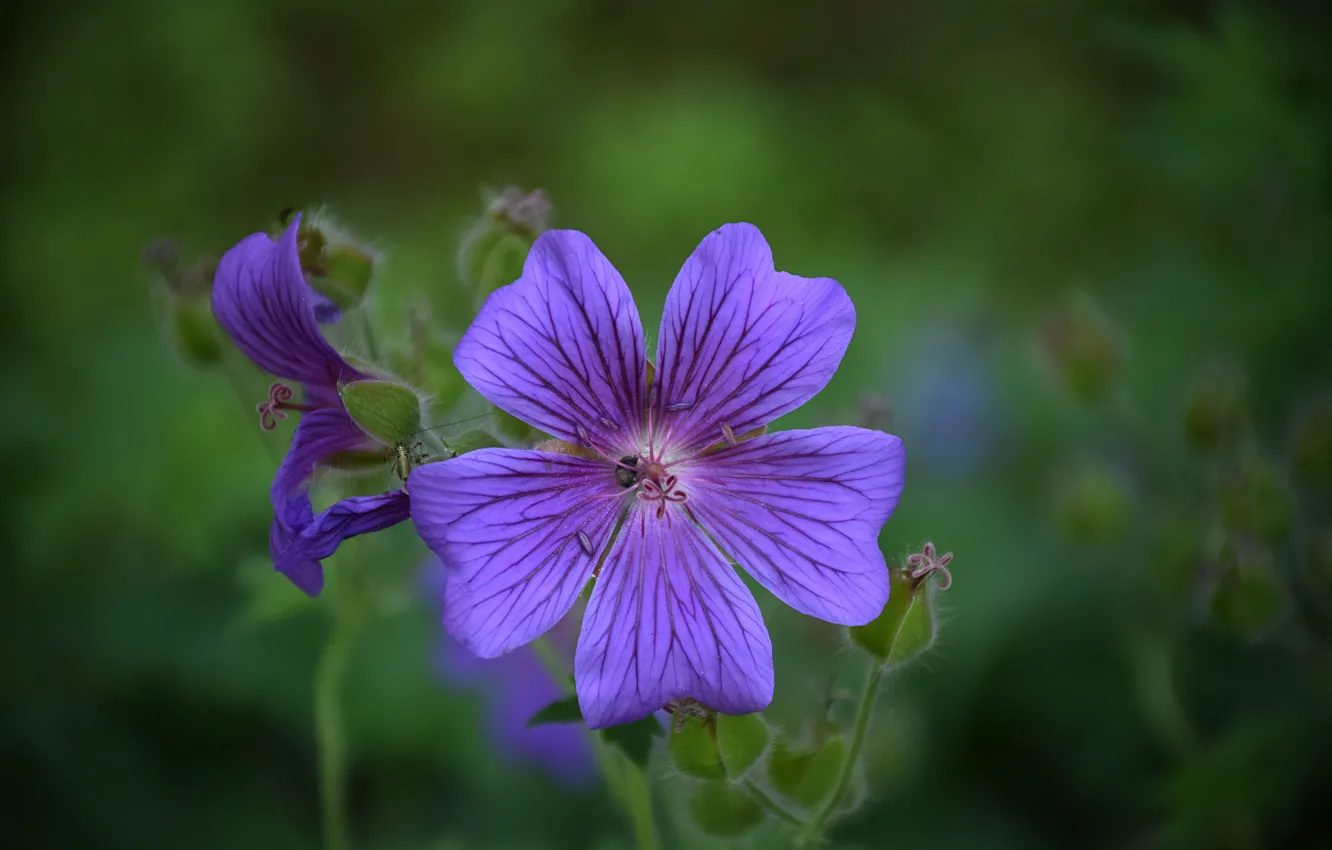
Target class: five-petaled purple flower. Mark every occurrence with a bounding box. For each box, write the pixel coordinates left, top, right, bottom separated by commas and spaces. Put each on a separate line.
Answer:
213, 215, 410, 596
409, 223, 906, 728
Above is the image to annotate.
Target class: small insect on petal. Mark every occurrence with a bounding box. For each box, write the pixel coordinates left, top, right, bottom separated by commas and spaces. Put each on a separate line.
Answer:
721, 424, 738, 448
577, 530, 595, 557
665, 401, 693, 412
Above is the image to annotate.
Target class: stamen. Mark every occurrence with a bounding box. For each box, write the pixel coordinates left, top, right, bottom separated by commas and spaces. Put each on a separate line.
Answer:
665, 401, 693, 412
575, 422, 592, 447
598, 415, 620, 430
576, 530, 595, 557
721, 423, 738, 448
256, 382, 317, 431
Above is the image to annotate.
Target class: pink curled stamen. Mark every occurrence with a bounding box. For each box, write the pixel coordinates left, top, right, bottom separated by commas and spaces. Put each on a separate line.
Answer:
256, 382, 317, 431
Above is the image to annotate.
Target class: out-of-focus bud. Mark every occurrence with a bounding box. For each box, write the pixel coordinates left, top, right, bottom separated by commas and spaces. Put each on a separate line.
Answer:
688, 781, 764, 837
850, 543, 952, 666
1052, 459, 1133, 545
1217, 457, 1293, 545
1209, 541, 1285, 640
1181, 364, 1249, 452
457, 187, 552, 309
1039, 292, 1126, 405
144, 236, 224, 366
1149, 515, 1207, 611
668, 705, 768, 780
339, 379, 423, 444
278, 208, 378, 312
1308, 528, 1332, 598
1293, 404, 1332, 498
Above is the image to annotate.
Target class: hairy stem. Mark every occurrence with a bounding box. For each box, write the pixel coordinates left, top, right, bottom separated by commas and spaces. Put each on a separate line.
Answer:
315, 616, 359, 850
812, 659, 884, 833
743, 779, 807, 828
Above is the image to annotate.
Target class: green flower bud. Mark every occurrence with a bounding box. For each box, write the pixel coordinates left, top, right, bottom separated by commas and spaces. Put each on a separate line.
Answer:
1293, 404, 1332, 498
850, 566, 937, 666
1308, 529, 1332, 598
688, 781, 764, 837
1052, 459, 1133, 545
717, 712, 768, 777
1039, 292, 1126, 405
339, 380, 423, 444
171, 297, 225, 365
669, 715, 725, 780
1182, 365, 1249, 452
458, 187, 551, 308
1217, 458, 1293, 545
281, 208, 378, 310
1209, 542, 1285, 640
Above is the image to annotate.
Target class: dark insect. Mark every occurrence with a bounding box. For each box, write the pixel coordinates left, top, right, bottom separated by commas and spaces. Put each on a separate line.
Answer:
615, 455, 639, 488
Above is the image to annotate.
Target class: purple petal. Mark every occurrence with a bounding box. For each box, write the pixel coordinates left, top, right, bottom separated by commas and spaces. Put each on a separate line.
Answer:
273, 491, 412, 583
212, 215, 366, 387
683, 427, 905, 625
272, 406, 375, 508
270, 490, 322, 596
453, 231, 648, 457
575, 503, 774, 729
409, 449, 625, 658
654, 224, 854, 454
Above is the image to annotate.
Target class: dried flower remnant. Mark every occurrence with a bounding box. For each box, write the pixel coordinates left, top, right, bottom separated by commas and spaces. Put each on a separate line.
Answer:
410, 223, 906, 728
212, 215, 410, 595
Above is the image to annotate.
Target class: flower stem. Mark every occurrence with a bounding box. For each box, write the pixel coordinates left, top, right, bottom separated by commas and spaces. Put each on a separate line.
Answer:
811, 659, 884, 833
621, 756, 659, 850
743, 779, 807, 828
315, 615, 359, 850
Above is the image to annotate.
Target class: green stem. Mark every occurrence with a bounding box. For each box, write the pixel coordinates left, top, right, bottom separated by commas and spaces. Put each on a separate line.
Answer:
811, 659, 884, 832
743, 779, 807, 828
357, 309, 380, 362
315, 616, 360, 850
620, 755, 659, 850
530, 636, 572, 694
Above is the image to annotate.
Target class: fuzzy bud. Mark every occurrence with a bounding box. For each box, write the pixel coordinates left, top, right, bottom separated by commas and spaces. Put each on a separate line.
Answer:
850, 544, 952, 666
339, 380, 422, 445
1209, 542, 1285, 640
1293, 404, 1332, 499
1181, 364, 1249, 452
458, 187, 552, 309
279, 208, 377, 311
1039, 292, 1126, 405
1217, 457, 1293, 545
1052, 459, 1133, 545
144, 237, 224, 366
668, 709, 769, 780
688, 781, 764, 837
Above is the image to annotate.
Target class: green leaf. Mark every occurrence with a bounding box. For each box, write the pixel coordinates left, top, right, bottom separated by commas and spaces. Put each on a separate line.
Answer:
717, 712, 768, 777
688, 781, 764, 837
527, 696, 583, 727
600, 713, 664, 769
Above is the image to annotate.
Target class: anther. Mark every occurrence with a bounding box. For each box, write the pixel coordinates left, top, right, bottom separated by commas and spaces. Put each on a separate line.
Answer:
598, 415, 620, 430
665, 401, 693, 412
576, 530, 595, 557
721, 423, 738, 448
575, 422, 592, 447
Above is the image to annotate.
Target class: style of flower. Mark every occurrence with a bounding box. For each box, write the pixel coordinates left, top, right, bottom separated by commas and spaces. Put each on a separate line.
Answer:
212, 215, 410, 596
409, 223, 906, 728
423, 560, 594, 784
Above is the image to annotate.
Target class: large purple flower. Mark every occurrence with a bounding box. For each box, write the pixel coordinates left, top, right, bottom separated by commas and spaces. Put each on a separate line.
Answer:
409, 224, 905, 728
213, 216, 410, 596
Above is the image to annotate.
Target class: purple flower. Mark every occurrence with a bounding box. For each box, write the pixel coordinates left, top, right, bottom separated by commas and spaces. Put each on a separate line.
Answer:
424, 561, 593, 783
409, 223, 906, 729
213, 216, 410, 596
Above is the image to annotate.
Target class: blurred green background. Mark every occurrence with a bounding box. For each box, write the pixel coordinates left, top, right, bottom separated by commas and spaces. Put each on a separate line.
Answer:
4, 0, 1332, 847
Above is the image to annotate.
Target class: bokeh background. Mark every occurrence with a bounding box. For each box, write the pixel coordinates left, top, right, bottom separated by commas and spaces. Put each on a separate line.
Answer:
4, 0, 1332, 847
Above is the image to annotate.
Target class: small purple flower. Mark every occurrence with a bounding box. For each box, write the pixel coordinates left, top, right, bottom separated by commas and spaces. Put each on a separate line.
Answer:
410, 223, 906, 728
213, 216, 410, 596
424, 562, 593, 783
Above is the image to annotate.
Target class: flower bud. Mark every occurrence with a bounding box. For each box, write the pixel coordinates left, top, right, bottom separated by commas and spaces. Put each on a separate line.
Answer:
144, 237, 224, 366
1181, 364, 1249, 452
171, 297, 225, 365
1217, 457, 1293, 545
850, 557, 945, 667
1293, 404, 1332, 498
1309, 528, 1332, 598
457, 187, 552, 308
767, 734, 847, 809
688, 781, 764, 837
1209, 542, 1285, 640
668, 709, 769, 780
1052, 459, 1133, 545
339, 380, 423, 444
1039, 292, 1126, 405
280, 209, 377, 311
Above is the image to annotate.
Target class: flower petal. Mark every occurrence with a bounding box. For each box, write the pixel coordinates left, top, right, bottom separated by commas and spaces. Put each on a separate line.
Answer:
270, 491, 322, 596
271, 407, 375, 509
273, 491, 412, 584
453, 231, 648, 457
682, 427, 905, 625
409, 448, 625, 658
575, 503, 774, 729
212, 215, 366, 387
654, 223, 854, 453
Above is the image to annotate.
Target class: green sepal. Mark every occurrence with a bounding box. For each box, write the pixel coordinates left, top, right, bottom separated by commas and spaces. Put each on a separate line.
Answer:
849, 568, 935, 666
600, 714, 664, 770
688, 781, 764, 837
339, 380, 422, 444
767, 737, 814, 797
794, 737, 846, 809
527, 696, 583, 727
669, 716, 725, 780
717, 712, 768, 777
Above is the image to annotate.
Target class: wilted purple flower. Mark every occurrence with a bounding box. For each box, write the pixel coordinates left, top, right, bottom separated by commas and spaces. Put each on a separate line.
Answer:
410, 224, 906, 728
423, 561, 593, 783
213, 215, 410, 596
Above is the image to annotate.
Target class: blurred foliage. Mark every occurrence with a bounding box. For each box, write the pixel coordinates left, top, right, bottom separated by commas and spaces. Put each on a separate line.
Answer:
3, 0, 1332, 848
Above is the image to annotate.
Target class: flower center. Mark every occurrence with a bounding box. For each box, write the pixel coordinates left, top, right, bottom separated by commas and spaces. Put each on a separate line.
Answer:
635, 459, 687, 519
